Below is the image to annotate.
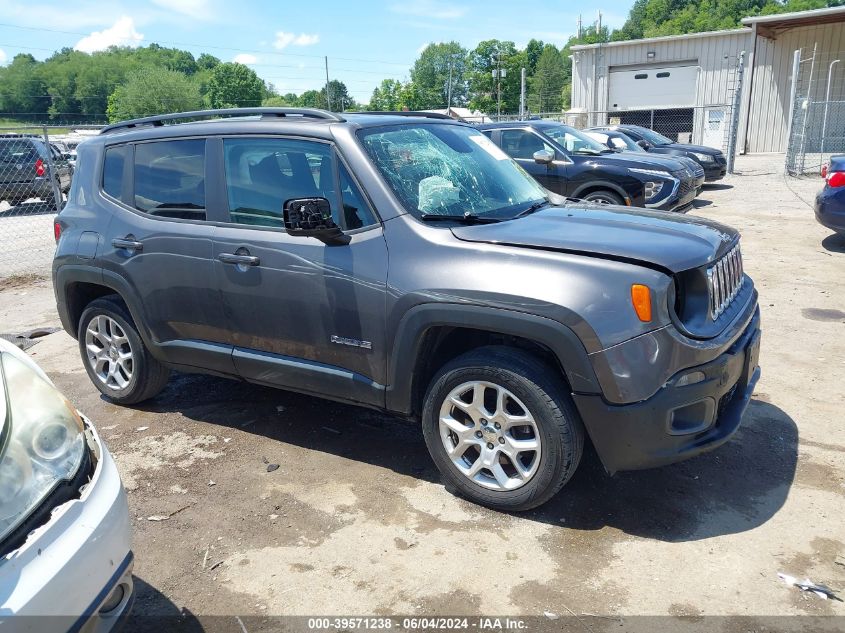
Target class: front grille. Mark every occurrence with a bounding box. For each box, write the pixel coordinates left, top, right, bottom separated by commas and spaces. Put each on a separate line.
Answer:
692, 164, 705, 179
678, 178, 695, 199
707, 244, 744, 320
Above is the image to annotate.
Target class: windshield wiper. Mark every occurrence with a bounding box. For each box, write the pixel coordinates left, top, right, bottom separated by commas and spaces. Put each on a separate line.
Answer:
420, 211, 500, 224
513, 200, 550, 219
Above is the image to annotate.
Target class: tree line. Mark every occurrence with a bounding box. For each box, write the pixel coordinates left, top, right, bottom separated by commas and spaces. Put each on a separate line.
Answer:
0, 0, 837, 123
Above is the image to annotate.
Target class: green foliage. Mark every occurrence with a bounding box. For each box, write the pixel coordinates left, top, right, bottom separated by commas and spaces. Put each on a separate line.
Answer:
467, 40, 525, 114
612, 0, 842, 39
106, 67, 203, 122
410, 42, 469, 108
207, 62, 267, 108
528, 44, 567, 113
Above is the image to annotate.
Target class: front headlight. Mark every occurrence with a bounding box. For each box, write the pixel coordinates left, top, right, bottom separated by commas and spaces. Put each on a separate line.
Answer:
630, 168, 672, 201
0, 352, 85, 544
644, 181, 664, 201
691, 152, 714, 163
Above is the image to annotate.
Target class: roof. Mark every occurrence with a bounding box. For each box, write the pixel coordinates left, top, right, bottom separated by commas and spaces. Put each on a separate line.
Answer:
570, 28, 749, 51
477, 120, 568, 130
572, 6, 845, 51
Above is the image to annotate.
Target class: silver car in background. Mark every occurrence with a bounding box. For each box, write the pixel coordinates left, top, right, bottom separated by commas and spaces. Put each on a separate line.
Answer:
0, 338, 133, 631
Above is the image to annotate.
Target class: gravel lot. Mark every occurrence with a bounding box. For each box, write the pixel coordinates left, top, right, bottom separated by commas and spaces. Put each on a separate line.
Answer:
1, 154, 843, 628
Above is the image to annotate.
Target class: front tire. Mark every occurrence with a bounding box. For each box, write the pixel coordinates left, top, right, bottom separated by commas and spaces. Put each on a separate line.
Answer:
582, 190, 624, 205
78, 296, 170, 405
421, 346, 584, 511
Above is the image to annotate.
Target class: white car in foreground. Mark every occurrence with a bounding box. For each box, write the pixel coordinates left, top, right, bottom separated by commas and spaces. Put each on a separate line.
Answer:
0, 338, 133, 631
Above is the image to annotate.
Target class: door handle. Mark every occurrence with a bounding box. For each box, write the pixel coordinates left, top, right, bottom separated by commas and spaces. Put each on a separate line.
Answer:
218, 253, 260, 266
112, 237, 143, 252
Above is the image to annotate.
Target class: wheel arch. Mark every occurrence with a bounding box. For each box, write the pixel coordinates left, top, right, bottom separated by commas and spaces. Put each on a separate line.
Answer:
570, 180, 630, 203
385, 304, 602, 417
56, 265, 155, 350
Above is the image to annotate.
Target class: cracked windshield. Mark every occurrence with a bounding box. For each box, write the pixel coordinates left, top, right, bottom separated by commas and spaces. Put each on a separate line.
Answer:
359, 124, 546, 219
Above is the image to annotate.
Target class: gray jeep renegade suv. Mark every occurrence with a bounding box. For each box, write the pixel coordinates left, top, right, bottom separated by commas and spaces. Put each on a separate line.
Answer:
52, 108, 761, 511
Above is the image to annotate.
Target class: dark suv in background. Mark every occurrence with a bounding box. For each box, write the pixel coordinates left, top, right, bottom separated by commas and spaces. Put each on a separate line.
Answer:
479, 121, 698, 212
588, 124, 727, 182
0, 135, 73, 207
585, 128, 706, 194
53, 108, 761, 511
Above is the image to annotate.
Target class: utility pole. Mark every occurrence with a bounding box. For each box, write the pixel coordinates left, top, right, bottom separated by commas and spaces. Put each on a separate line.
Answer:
597, 10, 602, 37
519, 67, 526, 119
577, 14, 582, 39
447, 59, 454, 111
492, 48, 506, 119
324, 56, 332, 111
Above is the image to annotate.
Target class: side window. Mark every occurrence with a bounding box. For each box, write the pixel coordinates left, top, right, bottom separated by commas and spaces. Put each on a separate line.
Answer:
338, 162, 377, 229
133, 139, 206, 220
102, 145, 129, 201
223, 137, 338, 228
500, 130, 554, 160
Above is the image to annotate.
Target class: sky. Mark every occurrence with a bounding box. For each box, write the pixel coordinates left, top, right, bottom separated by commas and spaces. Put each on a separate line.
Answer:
0, 0, 632, 101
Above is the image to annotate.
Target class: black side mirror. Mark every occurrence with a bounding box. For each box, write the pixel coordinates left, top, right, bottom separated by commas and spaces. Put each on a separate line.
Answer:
283, 197, 350, 246
637, 139, 651, 150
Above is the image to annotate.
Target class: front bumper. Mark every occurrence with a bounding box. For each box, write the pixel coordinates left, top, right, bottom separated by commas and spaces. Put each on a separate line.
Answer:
702, 157, 727, 181
0, 420, 134, 632
650, 177, 697, 212
574, 311, 761, 473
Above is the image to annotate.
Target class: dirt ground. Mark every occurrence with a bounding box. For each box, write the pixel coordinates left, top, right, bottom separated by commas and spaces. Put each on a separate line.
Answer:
1, 154, 844, 627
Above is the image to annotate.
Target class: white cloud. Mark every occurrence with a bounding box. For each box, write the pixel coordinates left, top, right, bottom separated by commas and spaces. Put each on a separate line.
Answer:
417, 41, 445, 55
233, 53, 258, 65
0, 49, 6, 65
150, 0, 212, 18
74, 16, 143, 53
273, 31, 320, 50
391, 0, 467, 20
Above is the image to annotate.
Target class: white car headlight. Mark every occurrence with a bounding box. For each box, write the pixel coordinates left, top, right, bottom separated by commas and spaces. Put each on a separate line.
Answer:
0, 351, 85, 545
691, 152, 714, 163
629, 168, 673, 201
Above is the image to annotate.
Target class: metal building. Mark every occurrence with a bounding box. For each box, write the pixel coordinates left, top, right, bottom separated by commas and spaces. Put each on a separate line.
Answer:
570, 6, 845, 157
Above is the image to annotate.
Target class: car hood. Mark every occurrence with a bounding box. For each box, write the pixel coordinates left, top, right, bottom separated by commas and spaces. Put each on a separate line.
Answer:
451, 205, 738, 273
604, 151, 689, 172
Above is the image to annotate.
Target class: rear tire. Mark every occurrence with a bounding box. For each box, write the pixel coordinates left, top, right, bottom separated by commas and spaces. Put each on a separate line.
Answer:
78, 296, 170, 405
582, 190, 624, 205
421, 346, 584, 511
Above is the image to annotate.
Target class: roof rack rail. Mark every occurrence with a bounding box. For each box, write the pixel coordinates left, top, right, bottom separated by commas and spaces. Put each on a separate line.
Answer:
354, 111, 455, 120
100, 107, 345, 135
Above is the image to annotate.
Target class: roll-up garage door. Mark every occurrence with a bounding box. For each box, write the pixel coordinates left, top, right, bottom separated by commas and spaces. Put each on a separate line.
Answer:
608, 65, 699, 111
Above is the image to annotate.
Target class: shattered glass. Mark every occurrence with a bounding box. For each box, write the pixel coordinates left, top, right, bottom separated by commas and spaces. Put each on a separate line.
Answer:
359, 124, 546, 218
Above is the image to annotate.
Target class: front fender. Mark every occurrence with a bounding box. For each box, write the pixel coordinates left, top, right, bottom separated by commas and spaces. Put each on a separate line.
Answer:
384, 303, 602, 415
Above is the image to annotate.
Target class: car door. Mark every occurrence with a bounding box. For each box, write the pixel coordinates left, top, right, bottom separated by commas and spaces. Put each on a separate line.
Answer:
493, 128, 569, 194
49, 143, 72, 189
211, 135, 388, 408
98, 138, 235, 375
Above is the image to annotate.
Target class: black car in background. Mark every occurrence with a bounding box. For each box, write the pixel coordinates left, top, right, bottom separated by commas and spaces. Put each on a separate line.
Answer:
588, 124, 727, 182
585, 129, 706, 193
479, 121, 698, 212
0, 135, 73, 207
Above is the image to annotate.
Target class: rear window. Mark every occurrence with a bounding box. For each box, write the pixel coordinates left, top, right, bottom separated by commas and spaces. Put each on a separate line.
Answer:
0, 140, 38, 164
133, 139, 206, 220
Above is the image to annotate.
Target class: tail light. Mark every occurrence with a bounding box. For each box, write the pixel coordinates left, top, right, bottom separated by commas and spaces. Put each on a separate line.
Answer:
821, 163, 828, 178
35, 158, 45, 177
53, 220, 62, 243
827, 171, 845, 188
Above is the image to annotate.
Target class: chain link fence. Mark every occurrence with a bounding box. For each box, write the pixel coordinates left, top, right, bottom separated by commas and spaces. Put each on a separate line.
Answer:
785, 47, 845, 176
0, 124, 102, 282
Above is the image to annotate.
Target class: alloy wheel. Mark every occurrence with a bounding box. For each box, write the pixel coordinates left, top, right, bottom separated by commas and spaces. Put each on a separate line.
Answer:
438, 380, 542, 491
84, 315, 134, 390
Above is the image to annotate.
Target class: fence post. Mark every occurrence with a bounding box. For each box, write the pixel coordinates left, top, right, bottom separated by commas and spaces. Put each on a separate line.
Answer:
785, 49, 802, 175
41, 127, 63, 213
726, 51, 745, 174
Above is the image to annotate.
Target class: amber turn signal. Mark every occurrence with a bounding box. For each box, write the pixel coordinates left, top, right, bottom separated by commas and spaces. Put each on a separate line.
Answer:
630, 284, 652, 322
